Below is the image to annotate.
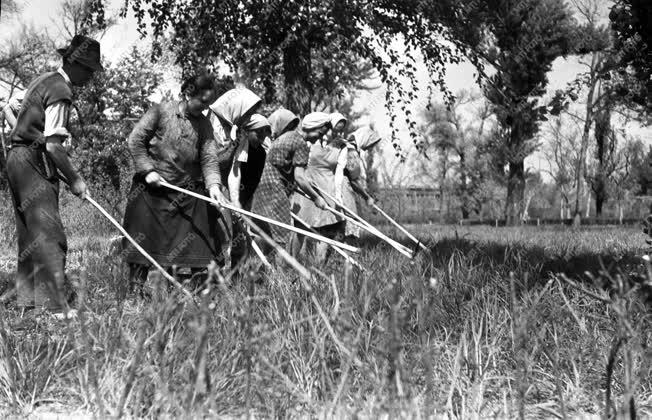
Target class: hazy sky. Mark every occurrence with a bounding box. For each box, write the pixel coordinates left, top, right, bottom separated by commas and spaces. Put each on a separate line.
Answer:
2, 0, 649, 186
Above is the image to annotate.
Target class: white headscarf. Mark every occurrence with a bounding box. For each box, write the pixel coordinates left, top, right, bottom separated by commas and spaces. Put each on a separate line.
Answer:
349, 126, 382, 151
301, 112, 331, 131
334, 126, 381, 202
210, 88, 262, 141
245, 114, 271, 131
245, 114, 272, 152
330, 112, 347, 131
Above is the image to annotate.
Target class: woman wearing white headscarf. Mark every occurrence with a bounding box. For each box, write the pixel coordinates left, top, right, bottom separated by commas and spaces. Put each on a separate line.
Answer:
210, 87, 262, 209
330, 112, 347, 136
251, 110, 326, 258
339, 126, 382, 241
291, 112, 361, 262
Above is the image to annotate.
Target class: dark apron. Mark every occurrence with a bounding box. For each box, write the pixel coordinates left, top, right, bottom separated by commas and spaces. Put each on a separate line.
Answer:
6, 144, 68, 310
122, 176, 231, 268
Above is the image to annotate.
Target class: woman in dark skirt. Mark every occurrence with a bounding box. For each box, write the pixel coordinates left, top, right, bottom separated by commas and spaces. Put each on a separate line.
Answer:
251, 110, 327, 259
122, 74, 229, 290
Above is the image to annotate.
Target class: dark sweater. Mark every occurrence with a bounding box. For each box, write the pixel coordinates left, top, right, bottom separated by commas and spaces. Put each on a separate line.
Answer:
11, 72, 73, 146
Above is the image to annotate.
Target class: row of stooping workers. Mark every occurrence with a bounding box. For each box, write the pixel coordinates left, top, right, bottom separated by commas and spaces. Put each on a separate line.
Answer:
1, 35, 382, 317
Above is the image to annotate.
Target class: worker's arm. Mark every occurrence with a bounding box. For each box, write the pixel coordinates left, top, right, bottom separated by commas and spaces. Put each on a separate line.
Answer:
295, 166, 326, 209
2, 103, 17, 129
45, 135, 86, 197
43, 101, 86, 197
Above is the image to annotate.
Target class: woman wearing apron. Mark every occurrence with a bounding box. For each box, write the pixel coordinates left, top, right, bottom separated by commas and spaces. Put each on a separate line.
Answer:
250, 109, 326, 261
338, 126, 381, 243
291, 113, 359, 263
122, 74, 227, 293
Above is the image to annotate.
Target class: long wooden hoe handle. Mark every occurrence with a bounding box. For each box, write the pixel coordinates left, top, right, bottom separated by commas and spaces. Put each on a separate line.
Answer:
85, 195, 197, 304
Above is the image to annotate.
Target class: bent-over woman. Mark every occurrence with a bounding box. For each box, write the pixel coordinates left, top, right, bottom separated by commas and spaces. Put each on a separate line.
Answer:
290, 113, 353, 262
339, 126, 381, 241
251, 109, 326, 259
228, 113, 270, 268
210, 88, 262, 210
122, 74, 228, 291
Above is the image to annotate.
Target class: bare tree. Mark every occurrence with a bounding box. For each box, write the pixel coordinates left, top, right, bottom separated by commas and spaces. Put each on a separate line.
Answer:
611, 136, 644, 223
561, 0, 620, 225
416, 90, 496, 220
50, 0, 117, 41
543, 117, 582, 220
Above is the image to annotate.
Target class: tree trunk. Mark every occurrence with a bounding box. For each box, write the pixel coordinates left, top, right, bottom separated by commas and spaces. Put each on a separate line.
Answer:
459, 152, 470, 220
461, 205, 470, 220
522, 193, 533, 222
505, 160, 525, 226
282, 40, 312, 116
585, 191, 591, 218
595, 193, 605, 218
593, 106, 611, 218
439, 151, 447, 222
574, 56, 600, 227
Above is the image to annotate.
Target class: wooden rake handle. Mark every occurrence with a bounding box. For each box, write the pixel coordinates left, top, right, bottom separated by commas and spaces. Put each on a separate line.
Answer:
84, 196, 197, 304
160, 181, 360, 254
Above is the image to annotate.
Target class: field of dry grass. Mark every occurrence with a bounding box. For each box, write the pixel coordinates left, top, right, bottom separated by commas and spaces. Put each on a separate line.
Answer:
0, 194, 651, 418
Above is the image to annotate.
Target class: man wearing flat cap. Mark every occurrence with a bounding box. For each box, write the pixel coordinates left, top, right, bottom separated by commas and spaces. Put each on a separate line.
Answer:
6, 34, 103, 318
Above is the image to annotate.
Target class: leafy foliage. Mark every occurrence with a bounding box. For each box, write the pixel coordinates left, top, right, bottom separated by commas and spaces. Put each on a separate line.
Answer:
472, 0, 576, 224
609, 0, 652, 118
90, 0, 490, 156
417, 92, 496, 219
70, 47, 162, 197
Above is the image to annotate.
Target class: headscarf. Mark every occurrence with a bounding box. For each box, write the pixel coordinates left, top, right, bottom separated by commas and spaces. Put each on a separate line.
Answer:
330, 112, 348, 130
245, 114, 272, 152
245, 114, 270, 131
301, 112, 331, 131
334, 126, 381, 202
210, 88, 262, 141
268, 108, 299, 138
349, 126, 382, 151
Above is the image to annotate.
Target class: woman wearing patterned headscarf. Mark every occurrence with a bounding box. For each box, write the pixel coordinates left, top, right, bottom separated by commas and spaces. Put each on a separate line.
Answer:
250, 110, 327, 258
210, 87, 262, 210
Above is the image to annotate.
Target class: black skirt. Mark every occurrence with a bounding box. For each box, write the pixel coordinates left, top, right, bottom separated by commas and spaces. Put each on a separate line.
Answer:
122, 176, 231, 267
